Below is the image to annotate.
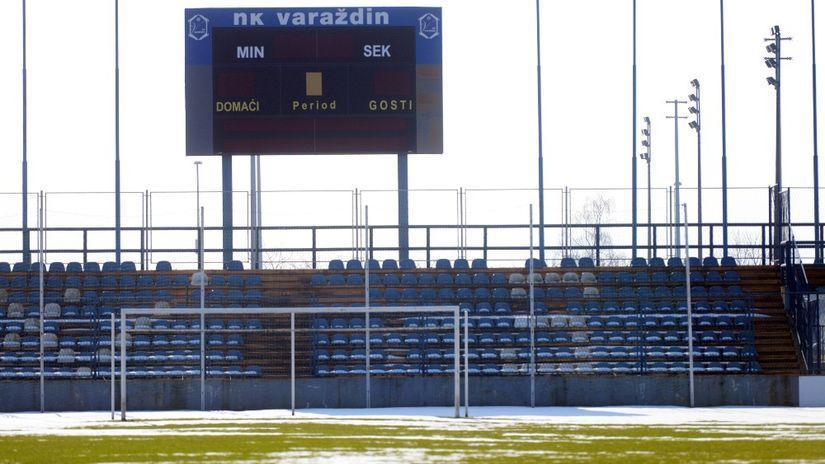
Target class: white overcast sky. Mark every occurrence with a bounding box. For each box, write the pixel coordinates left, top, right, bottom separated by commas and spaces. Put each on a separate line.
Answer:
0, 0, 822, 260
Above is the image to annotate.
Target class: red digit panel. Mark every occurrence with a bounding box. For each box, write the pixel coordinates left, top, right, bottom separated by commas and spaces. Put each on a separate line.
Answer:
215, 72, 256, 98
373, 70, 413, 96
317, 32, 355, 60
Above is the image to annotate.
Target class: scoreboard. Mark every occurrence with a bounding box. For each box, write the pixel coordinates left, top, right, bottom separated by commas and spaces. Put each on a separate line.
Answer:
185, 7, 443, 156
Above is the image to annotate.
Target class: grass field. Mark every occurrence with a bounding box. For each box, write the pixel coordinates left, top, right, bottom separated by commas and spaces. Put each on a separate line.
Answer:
2, 408, 825, 463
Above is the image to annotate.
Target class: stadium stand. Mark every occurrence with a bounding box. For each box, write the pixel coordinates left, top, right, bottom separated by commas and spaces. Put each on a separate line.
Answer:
0, 257, 800, 380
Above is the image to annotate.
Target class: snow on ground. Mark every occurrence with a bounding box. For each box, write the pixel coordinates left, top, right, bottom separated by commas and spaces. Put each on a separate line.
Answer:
1, 406, 824, 436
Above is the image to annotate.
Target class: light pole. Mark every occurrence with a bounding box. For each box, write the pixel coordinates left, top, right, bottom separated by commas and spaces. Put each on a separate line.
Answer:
666, 100, 688, 258
195, 161, 202, 270
765, 25, 792, 261
640, 117, 652, 259
688, 79, 702, 258
812, 0, 822, 263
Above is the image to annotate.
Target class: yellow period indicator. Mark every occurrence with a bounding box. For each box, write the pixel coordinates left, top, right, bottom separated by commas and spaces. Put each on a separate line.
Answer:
306, 72, 323, 96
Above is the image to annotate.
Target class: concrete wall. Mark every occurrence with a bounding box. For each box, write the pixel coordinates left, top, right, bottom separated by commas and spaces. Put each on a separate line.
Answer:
799, 376, 825, 406
0, 375, 799, 412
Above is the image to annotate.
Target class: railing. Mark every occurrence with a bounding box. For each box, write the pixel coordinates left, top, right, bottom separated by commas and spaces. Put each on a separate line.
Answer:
1, 221, 823, 271
781, 230, 823, 375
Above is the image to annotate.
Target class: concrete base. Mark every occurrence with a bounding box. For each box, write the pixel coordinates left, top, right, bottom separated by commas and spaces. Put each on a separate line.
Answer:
0, 375, 799, 412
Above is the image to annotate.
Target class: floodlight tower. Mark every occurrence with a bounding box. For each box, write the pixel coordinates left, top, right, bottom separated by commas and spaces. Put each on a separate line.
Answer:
688, 79, 702, 258
640, 117, 652, 259
765, 25, 792, 260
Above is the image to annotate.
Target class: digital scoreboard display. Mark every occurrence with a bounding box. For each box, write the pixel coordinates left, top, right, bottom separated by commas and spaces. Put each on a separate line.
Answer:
185, 7, 443, 155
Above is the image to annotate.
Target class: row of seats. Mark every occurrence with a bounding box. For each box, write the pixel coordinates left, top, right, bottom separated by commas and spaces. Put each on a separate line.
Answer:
326, 256, 739, 272
0, 274, 263, 289
315, 361, 757, 376
311, 270, 742, 287
0, 366, 262, 378
310, 330, 753, 347
315, 346, 756, 362
0, 259, 253, 274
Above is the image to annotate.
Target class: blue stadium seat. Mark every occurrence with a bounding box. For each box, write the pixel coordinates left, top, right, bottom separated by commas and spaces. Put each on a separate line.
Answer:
559, 257, 577, 268
120, 261, 136, 272
454, 273, 471, 286
687, 257, 701, 268
525, 258, 547, 269
702, 256, 719, 267
435, 259, 451, 270
366, 259, 380, 270
471, 258, 487, 269
346, 274, 364, 286
328, 259, 344, 271
30, 262, 46, 273
48, 262, 65, 273
400, 273, 417, 286
720, 256, 737, 266
597, 271, 615, 283
381, 259, 398, 270
630, 257, 647, 267
649, 257, 665, 267
724, 271, 741, 282
346, 259, 362, 271
0, 262, 10, 273
418, 273, 436, 286
454, 258, 470, 270
579, 257, 595, 268
83, 262, 100, 273
399, 258, 416, 270
437, 288, 456, 301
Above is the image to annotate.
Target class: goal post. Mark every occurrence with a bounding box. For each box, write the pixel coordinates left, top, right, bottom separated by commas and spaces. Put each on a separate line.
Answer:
118, 305, 461, 420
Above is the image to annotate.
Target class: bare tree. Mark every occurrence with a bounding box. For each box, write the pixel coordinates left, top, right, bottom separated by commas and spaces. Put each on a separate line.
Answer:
559, 195, 626, 265
728, 229, 763, 265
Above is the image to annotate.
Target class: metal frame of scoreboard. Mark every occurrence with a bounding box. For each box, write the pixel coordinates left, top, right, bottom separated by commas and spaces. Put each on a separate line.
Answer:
184, 7, 443, 268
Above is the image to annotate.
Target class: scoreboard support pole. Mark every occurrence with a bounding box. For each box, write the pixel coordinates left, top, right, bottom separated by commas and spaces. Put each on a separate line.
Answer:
397, 153, 410, 262
221, 155, 234, 267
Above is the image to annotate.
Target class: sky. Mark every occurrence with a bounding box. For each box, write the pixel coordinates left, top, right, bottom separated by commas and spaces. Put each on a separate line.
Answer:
0, 0, 822, 266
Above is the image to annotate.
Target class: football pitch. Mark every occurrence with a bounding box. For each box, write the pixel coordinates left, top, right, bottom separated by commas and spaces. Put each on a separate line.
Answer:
1, 407, 824, 463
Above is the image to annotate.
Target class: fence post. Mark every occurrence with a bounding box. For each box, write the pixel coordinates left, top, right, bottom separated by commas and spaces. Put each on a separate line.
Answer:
595, 225, 601, 266
311, 227, 317, 270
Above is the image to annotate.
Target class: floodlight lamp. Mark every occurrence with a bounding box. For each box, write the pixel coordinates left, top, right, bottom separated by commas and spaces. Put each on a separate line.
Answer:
688, 107, 699, 115
688, 121, 699, 130
767, 76, 778, 87
771, 25, 780, 35
765, 58, 777, 68
766, 43, 777, 54
642, 129, 650, 136
640, 153, 649, 161
642, 140, 650, 147
643, 116, 650, 124
689, 94, 699, 102
690, 79, 699, 88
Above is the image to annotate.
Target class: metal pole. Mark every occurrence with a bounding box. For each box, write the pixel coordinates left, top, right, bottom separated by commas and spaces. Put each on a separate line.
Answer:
647, 150, 652, 259
775, 31, 783, 261
529, 205, 536, 408
684, 203, 695, 408
199, 207, 205, 412
114, 0, 121, 264
120, 310, 127, 421
692, 82, 703, 258
21, 0, 30, 264
364, 206, 370, 409
256, 155, 263, 268
631, 0, 638, 259
536, 0, 546, 262
463, 309, 469, 418
38, 192, 43, 413
110, 312, 115, 421
813, 0, 822, 263
397, 154, 410, 262
195, 161, 202, 269
249, 156, 257, 269
291, 312, 295, 416
221, 155, 233, 267
720, 0, 729, 256
667, 100, 687, 258
453, 306, 460, 419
